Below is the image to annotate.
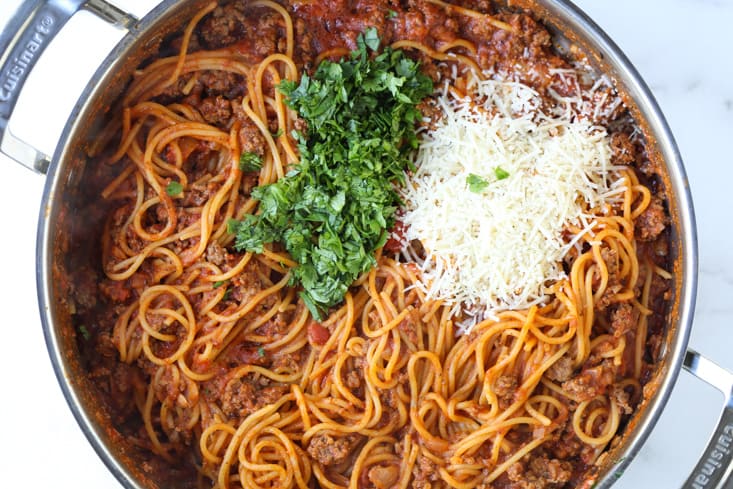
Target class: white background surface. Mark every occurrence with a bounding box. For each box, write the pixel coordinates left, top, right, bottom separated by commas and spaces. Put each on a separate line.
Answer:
0, 0, 730, 487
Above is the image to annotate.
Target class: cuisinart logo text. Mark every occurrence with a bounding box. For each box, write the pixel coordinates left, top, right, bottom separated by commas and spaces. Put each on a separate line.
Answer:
691, 423, 733, 488
0, 15, 55, 103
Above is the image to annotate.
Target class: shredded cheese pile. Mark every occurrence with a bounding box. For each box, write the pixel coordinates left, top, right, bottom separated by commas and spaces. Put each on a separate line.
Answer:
400, 75, 626, 328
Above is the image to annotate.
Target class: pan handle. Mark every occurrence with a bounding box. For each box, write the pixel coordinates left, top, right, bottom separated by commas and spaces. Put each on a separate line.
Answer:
682, 349, 733, 488
0, 0, 136, 174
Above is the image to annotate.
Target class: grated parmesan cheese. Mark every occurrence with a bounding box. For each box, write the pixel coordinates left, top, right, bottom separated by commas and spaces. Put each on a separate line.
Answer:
399, 73, 626, 330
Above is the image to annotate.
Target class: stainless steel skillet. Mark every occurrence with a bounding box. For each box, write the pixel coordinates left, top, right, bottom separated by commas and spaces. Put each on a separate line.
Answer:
0, 0, 728, 487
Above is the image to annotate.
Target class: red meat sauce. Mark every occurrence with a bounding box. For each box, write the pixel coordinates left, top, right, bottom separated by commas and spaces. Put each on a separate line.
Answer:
65, 1, 673, 488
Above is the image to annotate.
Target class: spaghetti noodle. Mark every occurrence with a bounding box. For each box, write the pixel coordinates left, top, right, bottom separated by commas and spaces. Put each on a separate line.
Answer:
80, 1, 673, 488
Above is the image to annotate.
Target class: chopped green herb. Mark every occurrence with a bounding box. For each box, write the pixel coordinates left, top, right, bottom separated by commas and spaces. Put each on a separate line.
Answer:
271, 128, 283, 138
362, 26, 380, 51
212, 280, 226, 289
257, 347, 266, 357
166, 180, 183, 196
386, 9, 398, 19
239, 152, 263, 172
230, 28, 433, 320
226, 218, 239, 234
222, 287, 232, 300
467, 173, 489, 193
78, 325, 91, 341
494, 166, 510, 180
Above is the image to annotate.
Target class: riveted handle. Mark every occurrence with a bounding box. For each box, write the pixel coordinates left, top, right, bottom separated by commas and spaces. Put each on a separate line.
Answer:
682, 349, 733, 488
0, 0, 137, 173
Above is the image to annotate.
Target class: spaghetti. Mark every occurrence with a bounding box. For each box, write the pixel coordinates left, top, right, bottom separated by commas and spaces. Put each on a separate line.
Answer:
81, 1, 673, 488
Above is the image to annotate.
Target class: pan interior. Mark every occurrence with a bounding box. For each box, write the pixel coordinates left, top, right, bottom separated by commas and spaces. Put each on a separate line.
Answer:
38, 1, 696, 488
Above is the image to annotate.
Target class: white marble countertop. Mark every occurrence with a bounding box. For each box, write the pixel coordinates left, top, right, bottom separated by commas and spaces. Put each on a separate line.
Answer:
0, 0, 730, 487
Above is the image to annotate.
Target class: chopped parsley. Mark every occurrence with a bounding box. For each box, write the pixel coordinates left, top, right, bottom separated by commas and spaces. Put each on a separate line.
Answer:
467, 173, 489, 193
229, 28, 433, 319
226, 218, 238, 234
257, 347, 266, 357
362, 27, 380, 51
386, 9, 398, 19
239, 152, 263, 172
166, 180, 183, 196
467, 168, 510, 193
212, 280, 226, 288
78, 325, 91, 341
494, 166, 510, 180
271, 128, 283, 138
